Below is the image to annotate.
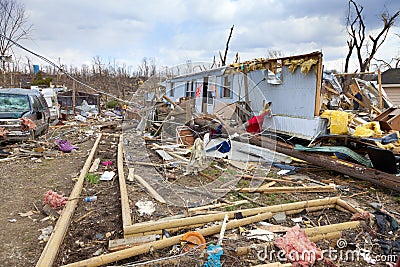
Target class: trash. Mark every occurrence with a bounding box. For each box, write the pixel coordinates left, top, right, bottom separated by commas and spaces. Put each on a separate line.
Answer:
44, 190, 68, 209
181, 231, 206, 252
38, 225, 53, 241
20, 117, 36, 131
277, 169, 293, 176
320, 110, 351, 135
102, 160, 113, 167
100, 171, 115, 181
350, 211, 371, 221
74, 114, 87, 122
273, 212, 287, 224
373, 210, 399, 234
186, 138, 206, 175
274, 225, 334, 267
84, 196, 97, 202
353, 121, 383, 137
203, 244, 223, 267
8, 219, 16, 223
55, 139, 78, 153
135, 200, 155, 216
244, 228, 274, 242
291, 217, 303, 223
206, 139, 231, 153
18, 211, 34, 217
92, 248, 103, 256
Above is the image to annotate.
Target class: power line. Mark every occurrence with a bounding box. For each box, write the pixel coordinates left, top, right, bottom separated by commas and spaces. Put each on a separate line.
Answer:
0, 33, 141, 107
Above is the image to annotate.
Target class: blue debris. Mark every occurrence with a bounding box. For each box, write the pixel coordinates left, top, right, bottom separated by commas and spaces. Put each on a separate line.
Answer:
203, 244, 223, 267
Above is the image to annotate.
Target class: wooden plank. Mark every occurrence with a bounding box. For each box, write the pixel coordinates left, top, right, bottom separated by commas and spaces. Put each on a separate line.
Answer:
378, 68, 383, 109
133, 172, 166, 204
118, 135, 132, 231
314, 56, 323, 116
239, 185, 337, 193
108, 235, 157, 252
124, 197, 338, 235
88, 158, 100, 173
36, 133, 103, 267
155, 149, 174, 161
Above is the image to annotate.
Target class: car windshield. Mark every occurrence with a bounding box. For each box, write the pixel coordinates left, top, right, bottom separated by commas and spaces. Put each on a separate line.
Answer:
0, 94, 30, 113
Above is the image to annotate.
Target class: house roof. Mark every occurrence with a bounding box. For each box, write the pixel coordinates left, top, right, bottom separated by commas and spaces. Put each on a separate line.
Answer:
381, 68, 400, 84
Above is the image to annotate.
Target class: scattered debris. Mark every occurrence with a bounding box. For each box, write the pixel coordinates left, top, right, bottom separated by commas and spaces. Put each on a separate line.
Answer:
135, 200, 156, 216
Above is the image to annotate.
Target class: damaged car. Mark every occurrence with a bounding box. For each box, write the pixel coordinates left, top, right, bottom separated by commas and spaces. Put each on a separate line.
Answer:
0, 88, 50, 141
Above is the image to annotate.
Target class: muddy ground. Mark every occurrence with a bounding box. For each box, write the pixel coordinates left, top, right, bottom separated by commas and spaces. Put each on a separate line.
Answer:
1, 121, 400, 267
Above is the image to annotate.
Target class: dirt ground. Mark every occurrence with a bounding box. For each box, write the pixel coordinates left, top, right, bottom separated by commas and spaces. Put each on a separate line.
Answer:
1, 121, 400, 267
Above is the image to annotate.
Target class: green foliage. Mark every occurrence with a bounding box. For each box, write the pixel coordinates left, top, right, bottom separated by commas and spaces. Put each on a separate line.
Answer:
85, 173, 100, 185
107, 100, 119, 109
31, 71, 52, 86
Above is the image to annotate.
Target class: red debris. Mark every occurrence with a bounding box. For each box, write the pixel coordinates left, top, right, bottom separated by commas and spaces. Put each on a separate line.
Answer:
274, 225, 336, 267
351, 211, 371, 221
0, 127, 8, 139
20, 118, 36, 131
44, 190, 68, 209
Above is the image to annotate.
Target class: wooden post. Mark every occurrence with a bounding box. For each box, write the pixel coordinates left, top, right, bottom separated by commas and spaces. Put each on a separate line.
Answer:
62, 212, 273, 267
72, 80, 76, 114
133, 173, 166, 204
378, 68, 383, 109
314, 56, 323, 116
36, 134, 103, 267
118, 135, 132, 233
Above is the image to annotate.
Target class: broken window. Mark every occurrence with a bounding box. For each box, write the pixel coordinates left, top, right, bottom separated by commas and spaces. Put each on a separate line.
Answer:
185, 81, 195, 98
222, 76, 232, 98
267, 59, 283, 84
170, 82, 175, 97
0, 94, 30, 113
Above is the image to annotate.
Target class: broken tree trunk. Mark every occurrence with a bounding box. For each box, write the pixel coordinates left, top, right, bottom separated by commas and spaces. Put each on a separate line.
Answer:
36, 133, 103, 267
194, 118, 400, 192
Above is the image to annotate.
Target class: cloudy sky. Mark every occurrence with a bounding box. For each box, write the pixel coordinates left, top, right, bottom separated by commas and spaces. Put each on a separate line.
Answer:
16, 0, 400, 73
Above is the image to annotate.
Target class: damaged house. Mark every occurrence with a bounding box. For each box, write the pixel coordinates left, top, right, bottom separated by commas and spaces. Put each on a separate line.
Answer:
159, 51, 400, 191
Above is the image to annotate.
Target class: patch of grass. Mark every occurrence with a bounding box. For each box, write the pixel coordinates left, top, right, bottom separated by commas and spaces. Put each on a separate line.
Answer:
85, 173, 100, 185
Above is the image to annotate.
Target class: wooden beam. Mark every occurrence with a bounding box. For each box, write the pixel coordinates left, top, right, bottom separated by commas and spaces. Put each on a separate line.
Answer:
36, 133, 103, 267
118, 135, 132, 232
133, 172, 166, 204
314, 56, 323, 116
378, 68, 383, 109
239, 185, 337, 193
62, 212, 273, 267
124, 197, 338, 235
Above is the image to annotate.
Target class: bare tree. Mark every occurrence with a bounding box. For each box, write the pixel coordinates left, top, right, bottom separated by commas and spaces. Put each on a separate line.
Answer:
0, 0, 32, 85
220, 25, 234, 66
345, 0, 400, 72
